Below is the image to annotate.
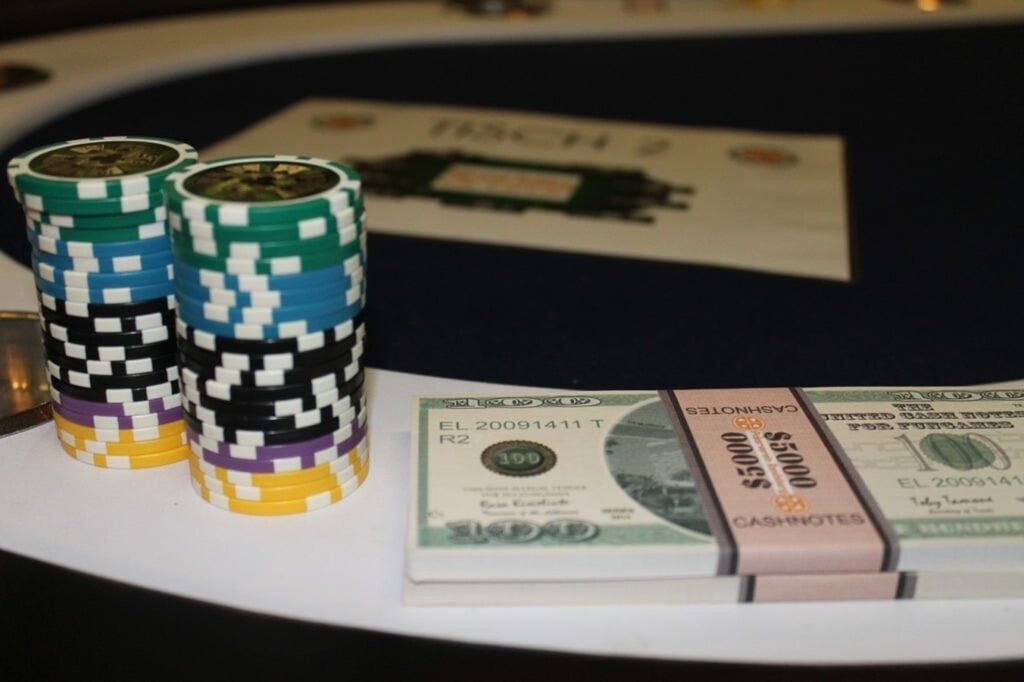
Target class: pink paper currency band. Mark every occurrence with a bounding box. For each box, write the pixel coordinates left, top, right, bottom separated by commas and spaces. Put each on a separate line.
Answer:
662, 387, 898, 576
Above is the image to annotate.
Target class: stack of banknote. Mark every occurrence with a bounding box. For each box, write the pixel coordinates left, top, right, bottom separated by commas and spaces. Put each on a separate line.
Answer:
406, 386, 1024, 604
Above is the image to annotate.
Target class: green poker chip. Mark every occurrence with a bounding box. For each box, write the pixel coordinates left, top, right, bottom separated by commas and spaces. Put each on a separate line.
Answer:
6, 137, 196, 200
17, 188, 164, 215
163, 155, 361, 226
173, 221, 363, 259
26, 206, 168, 228
27, 219, 169, 244
170, 208, 365, 244
172, 237, 364, 276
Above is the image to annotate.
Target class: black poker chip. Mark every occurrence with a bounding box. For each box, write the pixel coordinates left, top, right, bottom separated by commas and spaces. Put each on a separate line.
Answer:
175, 329, 362, 373
181, 391, 364, 431
37, 291, 176, 319
181, 365, 364, 404
45, 346, 178, 377
39, 303, 175, 334
182, 406, 363, 446
176, 312, 364, 355
46, 360, 178, 390
48, 374, 180, 404
41, 317, 171, 347
181, 373, 366, 418
176, 349, 362, 388
43, 334, 177, 362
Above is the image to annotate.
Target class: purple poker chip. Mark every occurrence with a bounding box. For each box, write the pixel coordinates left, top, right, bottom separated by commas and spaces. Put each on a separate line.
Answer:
49, 382, 181, 417
52, 400, 183, 430
188, 420, 367, 471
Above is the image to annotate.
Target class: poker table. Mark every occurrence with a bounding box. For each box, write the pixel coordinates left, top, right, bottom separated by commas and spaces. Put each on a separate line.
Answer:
1, 1, 1023, 677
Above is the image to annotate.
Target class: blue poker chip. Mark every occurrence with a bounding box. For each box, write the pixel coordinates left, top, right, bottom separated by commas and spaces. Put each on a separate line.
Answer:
175, 285, 363, 325
173, 257, 361, 293
174, 268, 362, 308
176, 297, 364, 340
33, 259, 173, 289
34, 274, 175, 304
26, 227, 171, 258
32, 248, 174, 274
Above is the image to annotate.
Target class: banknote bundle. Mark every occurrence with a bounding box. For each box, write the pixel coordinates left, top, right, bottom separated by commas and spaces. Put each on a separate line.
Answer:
407, 386, 1024, 604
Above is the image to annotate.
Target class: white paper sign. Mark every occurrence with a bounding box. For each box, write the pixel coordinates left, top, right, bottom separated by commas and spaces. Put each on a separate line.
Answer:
204, 99, 850, 281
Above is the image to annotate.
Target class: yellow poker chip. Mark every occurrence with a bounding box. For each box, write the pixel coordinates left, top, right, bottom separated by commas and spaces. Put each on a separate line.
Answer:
188, 458, 360, 502
189, 469, 366, 515
188, 435, 368, 488
53, 411, 184, 444
55, 424, 187, 455
60, 440, 188, 469
355, 457, 370, 484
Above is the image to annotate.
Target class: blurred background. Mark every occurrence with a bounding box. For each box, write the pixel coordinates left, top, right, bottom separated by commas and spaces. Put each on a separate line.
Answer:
2, 2, 1023, 679
1, 0, 371, 41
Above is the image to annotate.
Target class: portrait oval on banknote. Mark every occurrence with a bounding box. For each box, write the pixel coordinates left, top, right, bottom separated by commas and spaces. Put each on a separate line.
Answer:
604, 399, 712, 537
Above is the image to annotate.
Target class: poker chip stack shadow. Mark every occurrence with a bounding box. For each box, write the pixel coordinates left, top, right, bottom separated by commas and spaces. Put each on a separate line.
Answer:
164, 156, 369, 516
6, 136, 196, 469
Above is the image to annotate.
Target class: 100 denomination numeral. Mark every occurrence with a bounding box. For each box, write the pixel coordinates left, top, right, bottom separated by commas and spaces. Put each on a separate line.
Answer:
446, 519, 599, 544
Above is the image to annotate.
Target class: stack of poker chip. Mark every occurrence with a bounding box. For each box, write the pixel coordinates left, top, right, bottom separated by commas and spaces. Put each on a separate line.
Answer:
164, 155, 369, 516
6, 136, 197, 469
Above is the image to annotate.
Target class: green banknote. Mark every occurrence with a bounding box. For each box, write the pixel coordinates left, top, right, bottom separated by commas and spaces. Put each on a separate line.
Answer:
408, 387, 1024, 595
